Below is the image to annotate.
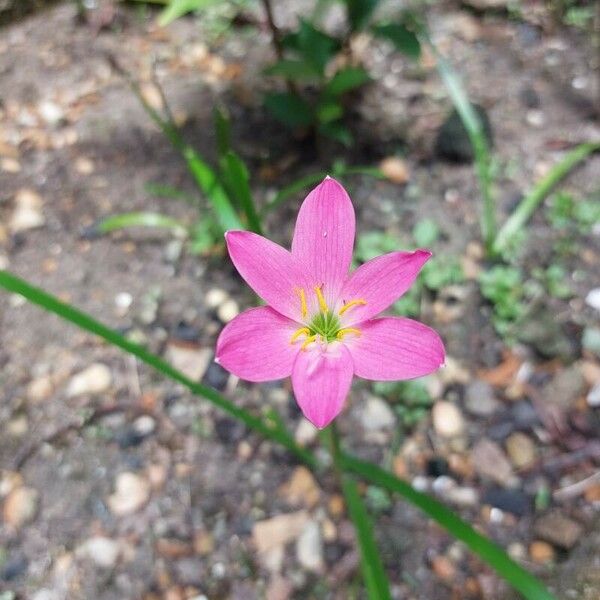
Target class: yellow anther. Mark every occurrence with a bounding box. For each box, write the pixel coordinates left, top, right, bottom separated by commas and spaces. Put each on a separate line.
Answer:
338, 299, 367, 316
337, 328, 361, 340
300, 334, 318, 351
314, 286, 328, 313
290, 327, 310, 344
297, 288, 308, 319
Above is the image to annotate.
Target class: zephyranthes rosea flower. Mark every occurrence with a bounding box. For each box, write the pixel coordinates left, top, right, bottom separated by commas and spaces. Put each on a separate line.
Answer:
216, 177, 445, 428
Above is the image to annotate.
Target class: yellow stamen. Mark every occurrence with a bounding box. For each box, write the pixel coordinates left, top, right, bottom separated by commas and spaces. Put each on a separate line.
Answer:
300, 334, 318, 351
338, 299, 367, 316
314, 285, 328, 313
290, 327, 310, 344
297, 288, 307, 319
337, 327, 361, 340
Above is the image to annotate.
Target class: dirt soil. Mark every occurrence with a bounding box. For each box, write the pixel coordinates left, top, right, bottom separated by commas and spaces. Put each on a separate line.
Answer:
0, 2, 599, 599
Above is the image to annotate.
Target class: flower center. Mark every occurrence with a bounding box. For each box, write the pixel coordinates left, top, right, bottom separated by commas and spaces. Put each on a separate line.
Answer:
290, 287, 366, 350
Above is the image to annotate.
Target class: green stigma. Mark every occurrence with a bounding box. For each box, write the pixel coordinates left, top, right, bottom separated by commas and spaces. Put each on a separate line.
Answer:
308, 311, 341, 342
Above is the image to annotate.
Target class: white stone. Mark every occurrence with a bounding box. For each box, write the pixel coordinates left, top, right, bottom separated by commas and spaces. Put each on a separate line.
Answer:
295, 419, 318, 446
295, 520, 323, 572
38, 100, 64, 125
80, 536, 121, 569
108, 472, 150, 516
432, 401, 465, 437
361, 396, 396, 430
585, 288, 600, 312
587, 383, 600, 408
9, 188, 45, 234
217, 299, 239, 323
66, 363, 113, 397
205, 288, 228, 308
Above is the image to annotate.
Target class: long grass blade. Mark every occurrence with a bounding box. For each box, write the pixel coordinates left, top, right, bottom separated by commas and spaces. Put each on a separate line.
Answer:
342, 476, 392, 600
493, 141, 600, 254
425, 39, 496, 254
342, 454, 557, 600
221, 151, 263, 234
95, 211, 187, 235
0, 270, 315, 468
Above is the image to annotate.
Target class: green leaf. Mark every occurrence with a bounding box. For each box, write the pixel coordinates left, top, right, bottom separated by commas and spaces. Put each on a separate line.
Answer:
144, 182, 198, 206
0, 270, 316, 468
412, 218, 440, 246
264, 92, 314, 128
342, 455, 558, 600
344, 0, 379, 31
158, 0, 219, 26
319, 121, 353, 146
372, 23, 421, 59
219, 151, 263, 234
316, 100, 344, 124
295, 20, 341, 75
325, 66, 371, 96
342, 476, 392, 600
214, 105, 231, 159
493, 142, 600, 254
95, 212, 187, 236
264, 59, 320, 80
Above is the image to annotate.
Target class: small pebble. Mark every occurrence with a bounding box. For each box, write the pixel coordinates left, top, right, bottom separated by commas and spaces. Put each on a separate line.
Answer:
217, 299, 239, 323
432, 401, 465, 438
67, 363, 113, 397
205, 288, 228, 308
108, 472, 150, 516
80, 536, 121, 569
529, 541, 554, 564
3, 486, 39, 528
295, 520, 323, 572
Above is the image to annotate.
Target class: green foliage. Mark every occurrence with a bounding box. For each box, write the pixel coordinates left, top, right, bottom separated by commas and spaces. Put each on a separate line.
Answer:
479, 265, 526, 336
547, 191, 600, 231
158, 0, 220, 26
264, 92, 314, 128
373, 380, 433, 427
412, 218, 440, 247
365, 485, 393, 513
343, 0, 380, 31
372, 23, 421, 59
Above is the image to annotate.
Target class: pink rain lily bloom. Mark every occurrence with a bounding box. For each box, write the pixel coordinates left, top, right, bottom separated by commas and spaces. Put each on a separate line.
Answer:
216, 177, 445, 429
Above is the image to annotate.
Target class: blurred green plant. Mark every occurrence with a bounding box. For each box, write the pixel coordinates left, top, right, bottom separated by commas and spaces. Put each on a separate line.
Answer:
355, 223, 464, 318
98, 60, 382, 253
158, 0, 420, 144
373, 379, 433, 428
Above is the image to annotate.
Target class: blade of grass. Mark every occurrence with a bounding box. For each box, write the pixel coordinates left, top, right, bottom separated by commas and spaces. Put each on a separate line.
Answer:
221, 151, 263, 234
325, 424, 391, 600
0, 270, 315, 468
214, 105, 232, 160
144, 182, 199, 206
342, 454, 558, 600
493, 141, 600, 255
107, 56, 243, 232
95, 212, 187, 235
342, 476, 392, 600
424, 38, 495, 255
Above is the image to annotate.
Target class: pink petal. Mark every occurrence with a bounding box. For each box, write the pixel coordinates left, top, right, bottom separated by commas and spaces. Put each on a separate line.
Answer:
225, 230, 310, 322
291, 342, 354, 429
216, 306, 300, 382
347, 317, 445, 381
291, 177, 355, 304
338, 250, 431, 324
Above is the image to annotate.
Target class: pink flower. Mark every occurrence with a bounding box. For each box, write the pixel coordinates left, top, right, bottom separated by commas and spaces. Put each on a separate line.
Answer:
216, 177, 445, 429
